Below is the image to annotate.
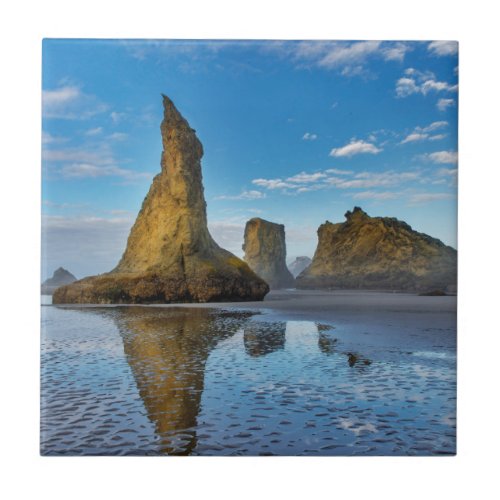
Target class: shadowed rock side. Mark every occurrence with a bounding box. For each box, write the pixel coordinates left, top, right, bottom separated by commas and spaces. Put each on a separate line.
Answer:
53, 96, 269, 304
243, 218, 295, 289
296, 207, 457, 293
114, 307, 254, 455
41, 267, 77, 295
288, 256, 312, 278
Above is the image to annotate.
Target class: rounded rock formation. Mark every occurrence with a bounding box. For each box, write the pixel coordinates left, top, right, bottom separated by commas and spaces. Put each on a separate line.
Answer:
296, 207, 457, 293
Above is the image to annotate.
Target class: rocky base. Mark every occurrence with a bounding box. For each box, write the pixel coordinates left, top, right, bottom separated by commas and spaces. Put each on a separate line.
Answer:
53, 270, 269, 304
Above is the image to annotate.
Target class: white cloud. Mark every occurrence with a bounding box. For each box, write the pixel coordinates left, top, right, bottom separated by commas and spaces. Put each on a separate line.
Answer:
110, 111, 127, 124
408, 193, 455, 204
267, 41, 410, 77
286, 172, 326, 183
252, 178, 295, 190
420, 121, 448, 132
396, 69, 458, 98
400, 121, 449, 144
423, 150, 458, 164
325, 168, 353, 175
428, 41, 458, 57
437, 98, 455, 111
331, 171, 420, 189
382, 42, 411, 62
85, 127, 103, 136
428, 134, 446, 141
214, 190, 266, 201
108, 132, 128, 141
42, 85, 108, 119
42, 131, 68, 144
395, 77, 420, 97
437, 168, 458, 176
329, 140, 382, 157
352, 191, 399, 200
302, 132, 318, 141
401, 132, 429, 144
59, 163, 152, 181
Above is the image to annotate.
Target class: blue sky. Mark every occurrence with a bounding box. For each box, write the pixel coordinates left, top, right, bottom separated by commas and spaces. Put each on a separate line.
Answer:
41, 39, 458, 280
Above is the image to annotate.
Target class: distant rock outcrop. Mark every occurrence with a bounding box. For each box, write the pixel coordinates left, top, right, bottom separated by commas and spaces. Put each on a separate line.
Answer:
243, 218, 295, 289
288, 256, 312, 278
53, 95, 269, 304
296, 207, 457, 293
41, 267, 76, 295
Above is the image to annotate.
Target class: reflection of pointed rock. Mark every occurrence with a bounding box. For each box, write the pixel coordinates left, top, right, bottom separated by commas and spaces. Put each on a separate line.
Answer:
243, 322, 286, 357
243, 218, 295, 289
114, 307, 252, 455
53, 96, 269, 304
297, 207, 457, 292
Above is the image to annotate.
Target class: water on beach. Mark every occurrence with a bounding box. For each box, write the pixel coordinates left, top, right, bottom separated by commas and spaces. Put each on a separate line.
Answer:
40, 300, 456, 456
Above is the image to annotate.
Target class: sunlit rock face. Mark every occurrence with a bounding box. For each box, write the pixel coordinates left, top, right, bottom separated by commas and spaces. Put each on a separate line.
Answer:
296, 207, 457, 293
115, 307, 254, 455
288, 256, 312, 278
243, 218, 295, 289
53, 96, 269, 304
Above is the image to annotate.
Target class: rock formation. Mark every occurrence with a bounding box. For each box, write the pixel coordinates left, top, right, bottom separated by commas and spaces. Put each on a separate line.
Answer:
41, 267, 76, 295
53, 95, 269, 304
288, 256, 312, 278
296, 207, 457, 293
242, 218, 295, 289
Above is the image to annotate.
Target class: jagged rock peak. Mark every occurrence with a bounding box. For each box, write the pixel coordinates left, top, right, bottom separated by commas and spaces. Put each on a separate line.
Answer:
296, 207, 457, 293
243, 218, 295, 289
344, 206, 369, 221
53, 95, 269, 304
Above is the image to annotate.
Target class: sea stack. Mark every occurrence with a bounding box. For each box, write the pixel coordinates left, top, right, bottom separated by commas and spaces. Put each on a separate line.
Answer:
41, 267, 77, 295
53, 95, 269, 304
243, 218, 295, 289
296, 207, 457, 293
288, 256, 312, 278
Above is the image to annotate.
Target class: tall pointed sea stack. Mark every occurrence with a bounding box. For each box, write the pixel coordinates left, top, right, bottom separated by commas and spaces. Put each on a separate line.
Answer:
296, 207, 457, 293
53, 95, 269, 304
243, 218, 295, 289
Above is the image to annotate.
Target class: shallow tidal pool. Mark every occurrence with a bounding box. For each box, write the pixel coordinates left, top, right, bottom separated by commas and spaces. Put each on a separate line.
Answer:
41, 305, 456, 456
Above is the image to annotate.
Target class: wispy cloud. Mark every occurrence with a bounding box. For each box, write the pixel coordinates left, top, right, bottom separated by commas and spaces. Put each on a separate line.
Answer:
42, 85, 109, 120
437, 98, 456, 111
214, 190, 266, 201
428, 41, 458, 57
59, 163, 152, 181
302, 132, 318, 141
43, 143, 152, 181
408, 192, 455, 204
352, 191, 399, 200
423, 150, 458, 164
265, 40, 411, 77
329, 139, 382, 157
396, 68, 458, 98
286, 172, 326, 183
400, 121, 448, 144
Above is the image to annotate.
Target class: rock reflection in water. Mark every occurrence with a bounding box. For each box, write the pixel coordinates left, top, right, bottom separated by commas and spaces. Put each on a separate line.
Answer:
114, 307, 253, 455
243, 322, 286, 357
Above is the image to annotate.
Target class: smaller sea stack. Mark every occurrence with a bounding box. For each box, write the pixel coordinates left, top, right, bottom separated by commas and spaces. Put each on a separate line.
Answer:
243, 218, 295, 289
